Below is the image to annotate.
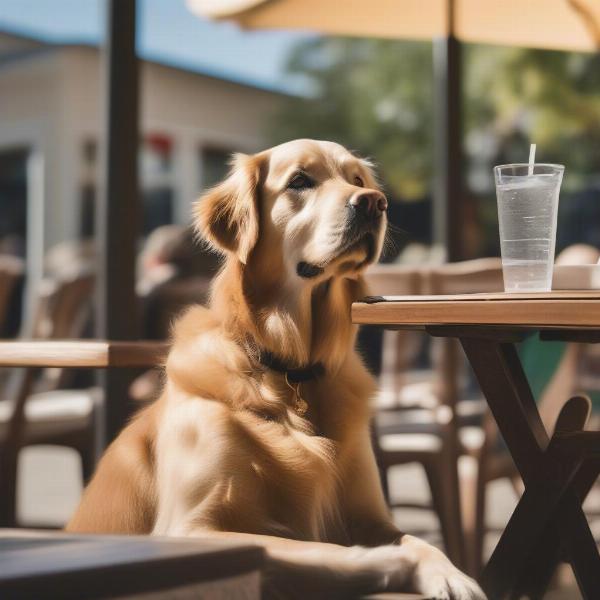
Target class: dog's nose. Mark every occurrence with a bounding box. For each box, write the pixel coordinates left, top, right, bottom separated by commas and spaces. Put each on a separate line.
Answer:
349, 191, 387, 220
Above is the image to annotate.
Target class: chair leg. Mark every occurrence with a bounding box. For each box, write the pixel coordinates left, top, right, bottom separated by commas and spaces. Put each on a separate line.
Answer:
470, 411, 501, 578
0, 446, 19, 527
371, 423, 390, 503
424, 461, 445, 534
380, 464, 391, 504
440, 454, 467, 570
459, 458, 481, 577
79, 444, 96, 485
472, 457, 488, 578
424, 456, 465, 569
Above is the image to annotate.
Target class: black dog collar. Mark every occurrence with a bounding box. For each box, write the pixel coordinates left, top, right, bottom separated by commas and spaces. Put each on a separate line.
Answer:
259, 350, 325, 384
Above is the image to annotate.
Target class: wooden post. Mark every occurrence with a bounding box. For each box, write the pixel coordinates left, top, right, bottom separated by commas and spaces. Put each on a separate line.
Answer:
433, 0, 463, 261
96, 0, 140, 447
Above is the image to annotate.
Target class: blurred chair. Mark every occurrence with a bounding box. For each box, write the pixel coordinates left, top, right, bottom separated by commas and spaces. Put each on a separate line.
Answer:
369, 258, 504, 572
0, 255, 25, 336
425, 258, 504, 576
366, 263, 463, 568
45, 239, 95, 282
427, 257, 504, 438
0, 268, 96, 527
366, 264, 425, 410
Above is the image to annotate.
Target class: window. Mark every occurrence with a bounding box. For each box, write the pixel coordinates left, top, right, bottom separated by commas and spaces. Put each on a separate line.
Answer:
0, 148, 28, 258
79, 134, 176, 237
201, 147, 232, 189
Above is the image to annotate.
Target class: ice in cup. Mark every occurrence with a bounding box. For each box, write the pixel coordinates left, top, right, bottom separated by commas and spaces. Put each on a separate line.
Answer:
494, 163, 564, 293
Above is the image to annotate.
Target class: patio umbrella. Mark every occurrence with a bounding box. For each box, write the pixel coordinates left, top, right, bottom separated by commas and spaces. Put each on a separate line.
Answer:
187, 0, 600, 260
189, 0, 600, 51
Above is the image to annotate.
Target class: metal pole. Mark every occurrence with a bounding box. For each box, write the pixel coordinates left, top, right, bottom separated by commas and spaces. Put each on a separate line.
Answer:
433, 0, 463, 262
96, 0, 140, 448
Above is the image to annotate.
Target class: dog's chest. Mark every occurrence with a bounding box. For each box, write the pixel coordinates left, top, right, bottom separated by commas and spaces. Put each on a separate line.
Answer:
249, 413, 342, 541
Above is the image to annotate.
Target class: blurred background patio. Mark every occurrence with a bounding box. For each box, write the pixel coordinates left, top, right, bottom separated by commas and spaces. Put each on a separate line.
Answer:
1, 1, 600, 597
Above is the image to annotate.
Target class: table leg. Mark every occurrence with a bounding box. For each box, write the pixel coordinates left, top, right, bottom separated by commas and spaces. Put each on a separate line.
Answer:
559, 490, 600, 599
516, 520, 562, 600
480, 438, 584, 596
460, 338, 600, 599
460, 340, 548, 479
516, 444, 600, 598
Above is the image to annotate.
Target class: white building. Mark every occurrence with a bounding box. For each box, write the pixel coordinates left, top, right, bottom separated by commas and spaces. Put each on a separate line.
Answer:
0, 28, 288, 265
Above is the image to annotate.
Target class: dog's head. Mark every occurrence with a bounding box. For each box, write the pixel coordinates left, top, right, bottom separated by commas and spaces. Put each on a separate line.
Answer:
195, 139, 387, 285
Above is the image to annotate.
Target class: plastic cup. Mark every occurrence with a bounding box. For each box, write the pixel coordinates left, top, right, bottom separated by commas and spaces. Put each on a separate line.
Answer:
494, 163, 564, 293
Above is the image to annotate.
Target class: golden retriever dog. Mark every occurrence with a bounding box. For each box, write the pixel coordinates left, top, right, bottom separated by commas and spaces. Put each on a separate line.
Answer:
68, 139, 484, 599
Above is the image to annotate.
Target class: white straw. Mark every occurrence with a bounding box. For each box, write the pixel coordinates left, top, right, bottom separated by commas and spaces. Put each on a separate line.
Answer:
528, 143, 536, 175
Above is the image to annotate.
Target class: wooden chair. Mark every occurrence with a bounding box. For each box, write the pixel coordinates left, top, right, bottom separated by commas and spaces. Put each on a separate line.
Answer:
370, 258, 506, 573
366, 263, 470, 569
426, 257, 505, 441
425, 258, 506, 576
0, 269, 96, 526
366, 264, 425, 409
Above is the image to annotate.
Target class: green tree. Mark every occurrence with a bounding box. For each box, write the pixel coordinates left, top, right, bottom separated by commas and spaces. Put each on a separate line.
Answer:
268, 37, 434, 200
271, 38, 600, 255
272, 38, 600, 196
465, 45, 600, 189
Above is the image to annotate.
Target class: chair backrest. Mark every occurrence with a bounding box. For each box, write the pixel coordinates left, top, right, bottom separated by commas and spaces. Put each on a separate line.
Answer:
426, 257, 503, 295
29, 269, 95, 391
32, 270, 95, 340
364, 265, 425, 407
369, 260, 505, 409
425, 258, 504, 408
2, 268, 96, 442
364, 263, 423, 296
0, 255, 24, 337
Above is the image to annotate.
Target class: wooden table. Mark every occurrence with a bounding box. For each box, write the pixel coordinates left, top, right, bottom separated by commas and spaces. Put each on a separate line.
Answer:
0, 529, 264, 599
0, 529, 428, 600
0, 340, 169, 368
353, 292, 600, 600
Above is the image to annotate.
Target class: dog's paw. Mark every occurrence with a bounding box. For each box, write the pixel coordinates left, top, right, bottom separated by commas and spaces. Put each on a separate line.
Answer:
412, 551, 485, 600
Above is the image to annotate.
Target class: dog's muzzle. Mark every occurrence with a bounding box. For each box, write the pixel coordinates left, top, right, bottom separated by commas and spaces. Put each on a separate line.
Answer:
349, 190, 387, 225
296, 191, 387, 277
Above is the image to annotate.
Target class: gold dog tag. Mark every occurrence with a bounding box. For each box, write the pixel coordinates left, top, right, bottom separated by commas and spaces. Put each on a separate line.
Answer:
285, 375, 308, 417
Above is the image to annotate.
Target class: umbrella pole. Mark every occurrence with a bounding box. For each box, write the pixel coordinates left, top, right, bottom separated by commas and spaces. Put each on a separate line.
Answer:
433, 2, 463, 262
96, 0, 141, 450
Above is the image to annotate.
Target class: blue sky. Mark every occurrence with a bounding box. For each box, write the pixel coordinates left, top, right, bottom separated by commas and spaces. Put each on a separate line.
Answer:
0, 0, 313, 92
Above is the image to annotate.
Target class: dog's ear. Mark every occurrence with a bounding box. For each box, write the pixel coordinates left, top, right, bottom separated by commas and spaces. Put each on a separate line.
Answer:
194, 153, 261, 264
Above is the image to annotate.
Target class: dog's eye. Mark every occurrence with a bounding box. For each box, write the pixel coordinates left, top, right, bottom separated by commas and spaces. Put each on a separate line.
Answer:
288, 173, 314, 191
354, 176, 365, 187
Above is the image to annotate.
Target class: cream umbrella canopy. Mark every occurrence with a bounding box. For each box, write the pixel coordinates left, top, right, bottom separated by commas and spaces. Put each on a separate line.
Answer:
189, 0, 600, 52
187, 0, 600, 260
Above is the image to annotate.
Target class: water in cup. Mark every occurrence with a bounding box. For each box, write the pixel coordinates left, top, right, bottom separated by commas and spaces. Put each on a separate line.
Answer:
494, 164, 564, 293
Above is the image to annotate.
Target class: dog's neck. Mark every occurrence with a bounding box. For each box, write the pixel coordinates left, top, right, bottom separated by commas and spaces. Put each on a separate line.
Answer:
210, 259, 366, 372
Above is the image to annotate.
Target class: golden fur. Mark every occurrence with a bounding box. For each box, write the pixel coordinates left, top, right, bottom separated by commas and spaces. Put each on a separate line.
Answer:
67, 140, 484, 599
